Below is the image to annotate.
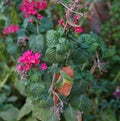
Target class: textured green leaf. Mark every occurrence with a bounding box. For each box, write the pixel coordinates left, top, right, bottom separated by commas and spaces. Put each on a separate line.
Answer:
64, 104, 78, 121
26, 82, 46, 100
56, 42, 69, 54
46, 30, 59, 47
0, 104, 19, 121
7, 43, 18, 54
57, 27, 64, 36
30, 71, 41, 82
70, 95, 90, 119
14, 80, 27, 96
32, 100, 58, 121
45, 47, 66, 63
55, 53, 65, 62
5, 37, 13, 44
17, 98, 33, 121
89, 42, 99, 53
45, 48, 56, 63
17, 29, 26, 37
39, 17, 53, 32
29, 34, 44, 52
56, 44, 65, 54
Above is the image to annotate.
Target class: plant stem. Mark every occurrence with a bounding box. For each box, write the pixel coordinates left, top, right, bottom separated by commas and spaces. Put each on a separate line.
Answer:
36, 20, 40, 34
113, 71, 120, 82
0, 67, 14, 89
49, 63, 58, 92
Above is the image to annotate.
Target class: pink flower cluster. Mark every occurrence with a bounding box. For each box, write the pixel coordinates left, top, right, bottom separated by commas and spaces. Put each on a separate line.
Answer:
3, 24, 19, 35
16, 50, 47, 72
58, 15, 83, 33
20, 0, 47, 22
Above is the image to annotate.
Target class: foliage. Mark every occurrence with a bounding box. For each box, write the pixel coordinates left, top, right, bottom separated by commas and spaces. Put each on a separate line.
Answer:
0, 0, 120, 121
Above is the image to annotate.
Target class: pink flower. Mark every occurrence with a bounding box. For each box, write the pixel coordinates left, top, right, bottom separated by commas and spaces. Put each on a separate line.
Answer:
40, 63, 47, 70
16, 64, 23, 71
75, 26, 83, 33
32, 10, 37, 15
3, 24, 19, 35
29, 18, 34, 23
74, 15, 80, 20
58, 19, 65, 26
16, 50, 47, 73
37, 1, 47, 10
20, 0, 47, 21
23, 64, 30, 71
34, 52, 42, 59
37, 14, 43, 20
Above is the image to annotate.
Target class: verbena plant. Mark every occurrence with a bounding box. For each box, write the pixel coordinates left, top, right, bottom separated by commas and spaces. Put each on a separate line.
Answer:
0, 0, 120, 121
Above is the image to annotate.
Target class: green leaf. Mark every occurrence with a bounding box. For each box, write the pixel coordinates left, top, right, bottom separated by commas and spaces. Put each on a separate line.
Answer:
7, 43, 18, 54
56, 42, 69, 54
30, 71, 41, 82
7, 96, 18, 102
26, 82, 46, 100
25, 116, 37, 121
17, 29, 26, 37
70, 95, 90, 119
108, 46, 116, 57
11, 8, 20, 24
17, 98, 33, 121
60, 71, 73, 83
0, 104, 19, 121
5, 37, 13, 44
39, 17, 53, 32
29, 34, 44, 52
32, 100, 58, 121
64, 104, 78, 121
46, 30, 59, 47
45, 48, 56, 63
14, 80, 26, 96
55, 77, 64, 88
57, 27, 64, 36
45, 47, 66, 63
0, 14, 6, 32
0, 93, 7, 104
22, 18, 30, 29
55, 53, 66, 62
99, 109, 117, 121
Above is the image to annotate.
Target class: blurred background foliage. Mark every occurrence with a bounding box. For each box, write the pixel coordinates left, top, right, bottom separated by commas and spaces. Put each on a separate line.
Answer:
0, 0, 120, 121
